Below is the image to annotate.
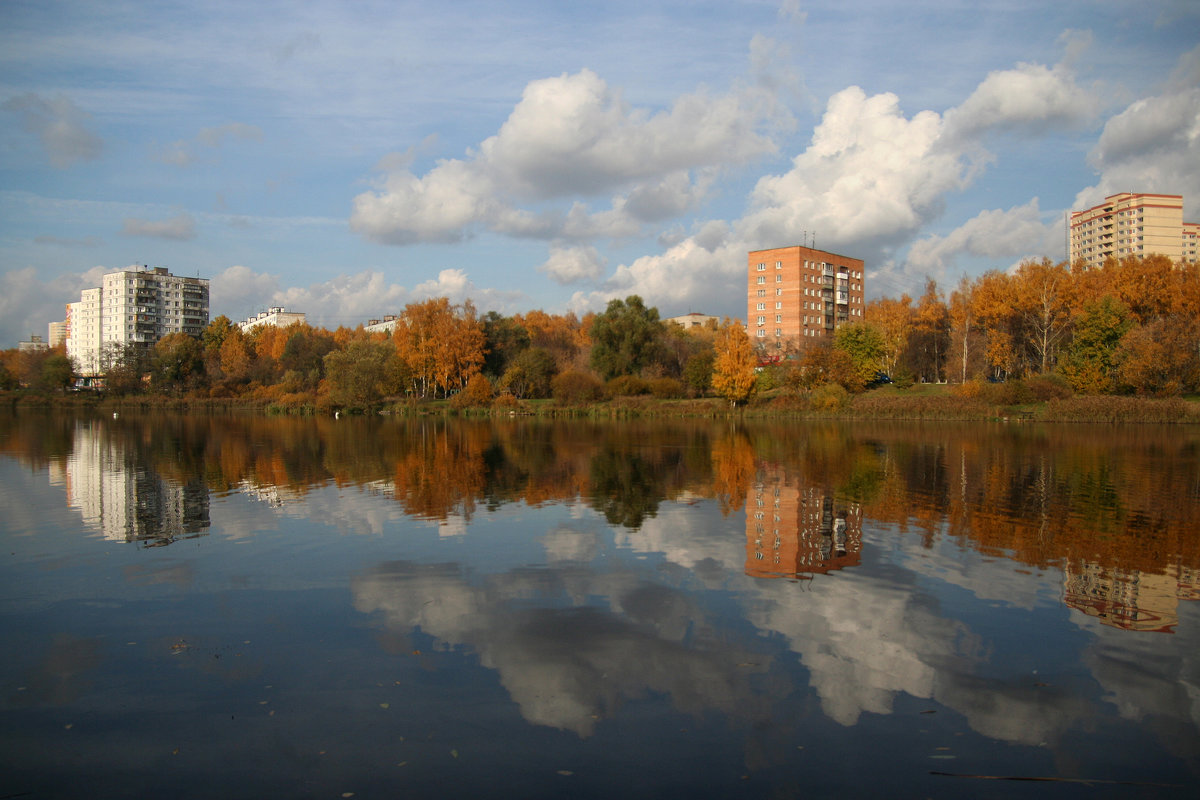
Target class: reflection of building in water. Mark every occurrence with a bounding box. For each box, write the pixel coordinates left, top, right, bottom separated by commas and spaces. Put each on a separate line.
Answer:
745, 465, 862, 579
1063, 561, 1200, 633
59, 421, 209, 546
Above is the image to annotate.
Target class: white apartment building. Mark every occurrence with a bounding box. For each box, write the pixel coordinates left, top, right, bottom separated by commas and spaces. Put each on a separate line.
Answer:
66, 266, 210, 378
238, 307, 307, 333
1067, 193, 1196, 270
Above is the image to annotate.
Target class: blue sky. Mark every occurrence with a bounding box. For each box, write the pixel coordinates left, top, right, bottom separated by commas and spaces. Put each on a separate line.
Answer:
2, 0, 1198, 345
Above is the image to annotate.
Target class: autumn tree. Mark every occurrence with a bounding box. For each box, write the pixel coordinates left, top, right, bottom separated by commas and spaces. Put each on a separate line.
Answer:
906, 279, 949, 383
865, 295, 912, 378
393, 298, 485, 397
481, 311, 530, 378
711, 321, 757, 407
1013, 258, 1072, 374
947, 275, 982, 383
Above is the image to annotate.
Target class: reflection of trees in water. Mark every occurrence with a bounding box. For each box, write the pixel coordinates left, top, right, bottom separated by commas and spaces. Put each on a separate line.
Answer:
4, 413, 1198, 570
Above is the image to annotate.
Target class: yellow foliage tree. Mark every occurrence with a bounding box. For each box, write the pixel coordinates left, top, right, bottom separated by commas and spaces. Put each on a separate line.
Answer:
712, 321, 757, 407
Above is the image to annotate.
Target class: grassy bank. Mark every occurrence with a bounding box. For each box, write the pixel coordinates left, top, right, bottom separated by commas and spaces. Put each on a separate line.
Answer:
5, 386, 1200, 424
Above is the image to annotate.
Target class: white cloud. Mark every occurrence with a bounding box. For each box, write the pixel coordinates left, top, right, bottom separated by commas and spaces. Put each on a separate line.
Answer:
1074, 81, 1200, 210
1, 92, 102, 168
120, 212, 197, 240
350, 61, 787, 246
0, 265, 108, 345
900, 199, 1059, 280
539, 244, 606, 284
211, 266, 524, 329
943, 61, 1095, 142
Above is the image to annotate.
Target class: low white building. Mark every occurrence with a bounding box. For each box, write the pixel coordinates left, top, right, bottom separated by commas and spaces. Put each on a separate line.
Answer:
238, 307, 307, 333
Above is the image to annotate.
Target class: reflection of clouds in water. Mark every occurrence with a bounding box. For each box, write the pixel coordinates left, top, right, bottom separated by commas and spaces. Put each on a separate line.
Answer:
617, 503, 1119, 746
615, 504, 746, 579
1078, 607, 1200, 756
745, 572, 953, 725
541, 525, 601, 562
892, 524, 1050, 612
351, 560, 776, 737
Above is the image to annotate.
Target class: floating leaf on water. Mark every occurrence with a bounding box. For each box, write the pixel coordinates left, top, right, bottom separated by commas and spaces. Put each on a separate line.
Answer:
380, 703, 389, 709
557, 770, 574, 776
451, 749, 459, 759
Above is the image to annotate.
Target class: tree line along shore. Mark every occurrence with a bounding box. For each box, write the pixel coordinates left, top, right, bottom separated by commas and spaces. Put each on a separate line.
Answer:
3, 255, 1198, 423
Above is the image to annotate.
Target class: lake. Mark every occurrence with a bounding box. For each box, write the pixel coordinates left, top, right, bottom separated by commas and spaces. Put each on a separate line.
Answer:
1, 411, 1198, 798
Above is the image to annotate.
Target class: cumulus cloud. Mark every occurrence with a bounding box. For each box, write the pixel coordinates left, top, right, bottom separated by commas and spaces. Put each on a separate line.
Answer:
589, 55, 1095, 315
351, 60, 787, 246
1073, 79, 1200, 209
0, 265, 108, 345
899, 199, 1060, 281
210, 266, 524, 329
942, 61, 1095, 142
120, 212, 197, 240
539, 244, 606, 284
1, 93, 103, 168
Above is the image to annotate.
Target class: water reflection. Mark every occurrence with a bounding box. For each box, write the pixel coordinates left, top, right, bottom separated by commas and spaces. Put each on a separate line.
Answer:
2, 411, 1200, 794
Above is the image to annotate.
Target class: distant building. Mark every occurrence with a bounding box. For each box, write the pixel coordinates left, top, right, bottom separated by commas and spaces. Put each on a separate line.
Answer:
364, 315, 399, 335
747, 246, 865, 347
18, 334, 49, 353
48, 321, 68, 347
666, 312, 719, 331
1067, 193, 1197, 269
66, 266, 210, 378
238, 307, 307, 333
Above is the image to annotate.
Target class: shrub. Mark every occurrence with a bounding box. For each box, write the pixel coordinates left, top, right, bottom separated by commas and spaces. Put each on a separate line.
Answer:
809, 382, 849, 411
647, 377, 683, 399
491, 392, 524, 411
450, 373, 494, 409
1025, 373, 1073, 401
552, 371, 604, 405
951, 379, 986, 400
605, 375, 649, 397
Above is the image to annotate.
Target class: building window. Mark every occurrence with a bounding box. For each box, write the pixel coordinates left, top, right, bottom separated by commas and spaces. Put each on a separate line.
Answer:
776, 274, 782, 282
776, 288, 782, 296
756, 330, 765, 338
775, 262, 782, 269
775, 302, 782, 310
756, 276, 765, 284
775, 315, 782, 323
757, 303, 765, 311
757, 289, 766, 297
756, 316, 765, 325
757, 263, 766, 271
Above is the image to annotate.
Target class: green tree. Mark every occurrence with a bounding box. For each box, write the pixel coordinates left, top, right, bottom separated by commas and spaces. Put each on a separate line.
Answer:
683, 349, 715, 395
833, 322, 885, 391
323, 340, 401, 408
1059, 296, 1132, 394
150, 333, 205, 395
481, 311, 530, 378
36, 353, 75, 393
499, 347, 557, 399
588, 295, 666, 380
711, 323, 756, 407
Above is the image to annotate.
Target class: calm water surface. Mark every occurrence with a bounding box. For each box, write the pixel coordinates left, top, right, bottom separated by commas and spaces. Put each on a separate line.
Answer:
1, 411, 1198, 799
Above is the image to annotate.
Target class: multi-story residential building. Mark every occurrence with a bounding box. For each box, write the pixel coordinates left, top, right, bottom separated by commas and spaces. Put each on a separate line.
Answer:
1184, 221, 1199, 264
238, 307, 307, 333
1067, 193, 1197, 269
18, 334, 49, 353
747, 246, 865, 348
47, 321, 68, 347
66, 266, 210, 378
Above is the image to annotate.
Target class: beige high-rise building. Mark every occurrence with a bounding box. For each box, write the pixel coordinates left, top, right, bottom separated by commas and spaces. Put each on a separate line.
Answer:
747, 246, 865, 350
1067, 193, 1197, 269
66, 266, 210, 378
